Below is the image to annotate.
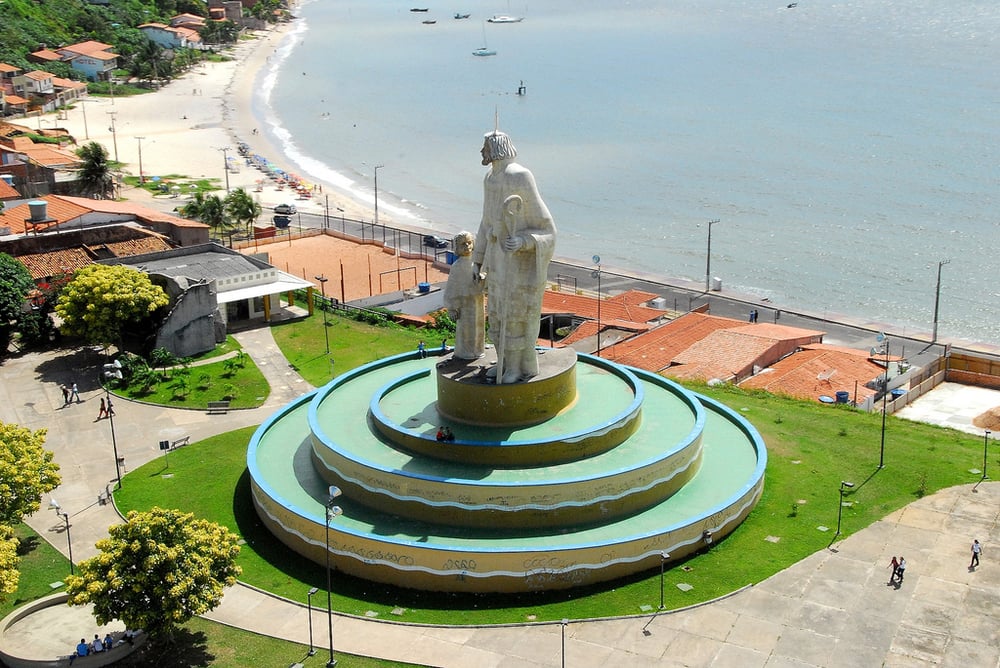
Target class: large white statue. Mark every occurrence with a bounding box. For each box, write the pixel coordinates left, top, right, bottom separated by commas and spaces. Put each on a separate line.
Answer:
472, 130, 556, 384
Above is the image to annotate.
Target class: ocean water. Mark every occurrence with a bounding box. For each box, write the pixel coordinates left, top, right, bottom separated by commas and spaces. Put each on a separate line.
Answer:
260, 0, 1000, 346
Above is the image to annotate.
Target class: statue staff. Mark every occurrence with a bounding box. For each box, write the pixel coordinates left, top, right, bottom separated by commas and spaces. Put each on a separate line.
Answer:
495, 194, 523, 384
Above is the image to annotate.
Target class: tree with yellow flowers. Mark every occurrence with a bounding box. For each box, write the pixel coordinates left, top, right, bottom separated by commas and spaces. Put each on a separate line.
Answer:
65, 507, 242, 639
55, 264, 170, 350
0, 422, 60, 601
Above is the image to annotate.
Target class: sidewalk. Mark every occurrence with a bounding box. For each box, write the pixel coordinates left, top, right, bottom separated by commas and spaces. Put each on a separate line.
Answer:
3, 326, 999, 667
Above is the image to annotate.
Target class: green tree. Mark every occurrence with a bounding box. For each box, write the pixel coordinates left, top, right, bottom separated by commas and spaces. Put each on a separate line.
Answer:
0, 422, 61, 527
75, 141, 115, 199
65, 507, 242, 639
199, 193, 230, 236
55, 264, 170, 350
0, 525, 18, 602
224, 187, 261, 234
0, 253, 33, 353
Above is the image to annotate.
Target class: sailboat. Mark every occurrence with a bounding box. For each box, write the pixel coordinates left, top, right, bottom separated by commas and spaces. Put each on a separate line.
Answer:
473, 23, 497, 56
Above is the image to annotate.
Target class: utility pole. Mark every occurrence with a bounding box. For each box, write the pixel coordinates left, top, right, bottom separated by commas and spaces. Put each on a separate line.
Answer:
932, 259, 950, 343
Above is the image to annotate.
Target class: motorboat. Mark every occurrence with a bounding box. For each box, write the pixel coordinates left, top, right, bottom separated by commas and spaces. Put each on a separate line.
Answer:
473, 47, 497, 57
422, 19, 437, 24
487, 14, 523, 23
454, 12, 470, 19
410, 7, 429, 11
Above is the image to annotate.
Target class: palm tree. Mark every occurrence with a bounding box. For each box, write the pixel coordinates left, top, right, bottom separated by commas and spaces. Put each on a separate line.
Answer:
199, 194, 231, 236
224, 187, 261, 234
76, 141, 115, 199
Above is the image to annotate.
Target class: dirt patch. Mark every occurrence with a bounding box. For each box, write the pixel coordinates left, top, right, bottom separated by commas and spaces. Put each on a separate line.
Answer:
972, 405, 1000, 431
241, 234, 450, 303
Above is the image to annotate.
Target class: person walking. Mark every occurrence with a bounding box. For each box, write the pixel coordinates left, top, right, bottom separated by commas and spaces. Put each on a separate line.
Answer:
61, 384, 70, 406
970, 539, 982, 569
888, 555, 899, 583
97, 397, 107, 420
70, 382, 80, 403
896, 556, 907, 583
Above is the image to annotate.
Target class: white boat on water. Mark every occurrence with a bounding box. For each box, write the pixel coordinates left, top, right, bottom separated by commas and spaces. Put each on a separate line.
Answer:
487, 14, 523, 23
473, 22, 497, 56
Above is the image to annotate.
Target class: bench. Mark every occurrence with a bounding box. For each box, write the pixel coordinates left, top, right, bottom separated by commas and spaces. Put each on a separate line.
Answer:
206, 400, 231, 415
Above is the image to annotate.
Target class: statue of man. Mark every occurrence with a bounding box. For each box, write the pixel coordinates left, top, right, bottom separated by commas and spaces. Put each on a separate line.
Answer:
443, 231, 485, 359
472, 130, 556, 384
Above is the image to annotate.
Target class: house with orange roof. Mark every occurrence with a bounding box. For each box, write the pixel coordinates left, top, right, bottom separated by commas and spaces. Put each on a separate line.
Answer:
541, 288, 673, 350
171, 13, 208, 30
0, 175, 19, 200
738, 343, 890, 406
139, 22, 206, 50
596, 311, 825, 384
0, 195, 209, 246
0, 135, 81, 197
31, 41, 120, 82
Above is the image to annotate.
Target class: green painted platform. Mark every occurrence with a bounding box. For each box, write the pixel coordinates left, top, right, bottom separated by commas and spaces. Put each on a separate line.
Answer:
248, 351, 766, 592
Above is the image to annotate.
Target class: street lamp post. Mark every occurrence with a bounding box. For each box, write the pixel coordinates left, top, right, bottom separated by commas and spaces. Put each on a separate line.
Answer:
705, 219, 719, 292
374, 164, 384, 241
835, 481, 854, 538
136, 136, 145, 184
561, 619, 568, 668
325, 486, 343, 668
315, 275, 330, 354
878, 333, 889, 469
48, 499, 74, 575
307, 587, 319, 656
102, 360, 123, 489
592, 255, 602, 357
337, 207, 345, 234
932, 259, 950, 343
106, 111, 119, 162
219, 147, 231, 193
658, 551, 670, 610
983, 430, 992, 481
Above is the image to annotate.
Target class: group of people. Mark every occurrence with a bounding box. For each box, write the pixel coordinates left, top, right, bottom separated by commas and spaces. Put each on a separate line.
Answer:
60, 383, 80, 405
96, 396, 114, 420
71, 629, 139, 662
887, 555, 907, 584
435, 426, 455, 442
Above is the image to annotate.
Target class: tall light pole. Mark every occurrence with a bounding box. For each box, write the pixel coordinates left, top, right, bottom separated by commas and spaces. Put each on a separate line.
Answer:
561, 619, 568, 668
877, 332, 889, 469
135, 136, 145, 184
373, 164, 384, 238
315, 275, 330, 354
592, 255, 602, 357
106, 111, 119, 162
48, 499, 74, 575
102, 360, 123, 489
932, 259, 950, 343
219, 147, 231, 192
325, 485, 343, 668
704, 219, 719, 292
79, 99, 90, 140
306, 587, 319, 656
658, 551, 670, 610
983, 430, 992, 481
835, 481, 854, 538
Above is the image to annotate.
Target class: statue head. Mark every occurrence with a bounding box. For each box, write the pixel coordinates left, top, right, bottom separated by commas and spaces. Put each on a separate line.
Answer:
481, 131, 517, 165
453, 231, 475, 256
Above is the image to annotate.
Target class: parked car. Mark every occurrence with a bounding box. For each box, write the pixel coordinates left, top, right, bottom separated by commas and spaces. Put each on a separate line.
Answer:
423, 235, 449, 248
273, 215, 291, 228
274, 203, 297, 215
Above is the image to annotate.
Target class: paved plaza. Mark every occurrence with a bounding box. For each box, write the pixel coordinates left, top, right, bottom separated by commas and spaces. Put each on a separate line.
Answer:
2, 329, 999, 667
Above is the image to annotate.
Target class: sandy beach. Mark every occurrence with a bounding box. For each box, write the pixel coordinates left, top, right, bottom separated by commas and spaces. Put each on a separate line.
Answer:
51, 22, 378, 226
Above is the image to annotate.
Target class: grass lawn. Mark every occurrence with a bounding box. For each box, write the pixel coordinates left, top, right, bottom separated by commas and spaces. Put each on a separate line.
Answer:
116, 343, 269, 410
0, 524, 69, 620
113, 310, 989, 625
272, 311, 451, 388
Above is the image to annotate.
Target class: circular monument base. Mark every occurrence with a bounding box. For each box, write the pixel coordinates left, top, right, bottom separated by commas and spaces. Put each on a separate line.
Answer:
435, 347, 578, 427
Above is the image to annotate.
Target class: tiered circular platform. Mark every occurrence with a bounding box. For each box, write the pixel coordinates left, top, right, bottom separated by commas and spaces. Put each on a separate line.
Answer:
248, 349, 766, 593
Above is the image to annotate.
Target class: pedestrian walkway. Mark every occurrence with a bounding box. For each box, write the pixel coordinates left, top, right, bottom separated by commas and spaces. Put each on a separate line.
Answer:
2, 328, 999, 667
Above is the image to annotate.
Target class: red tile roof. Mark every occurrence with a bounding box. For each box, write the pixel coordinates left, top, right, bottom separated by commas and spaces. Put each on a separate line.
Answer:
739, 343, 886, 404
0, 178, 19, 199
0, 197, 91, 234
59, 196, 207, 228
